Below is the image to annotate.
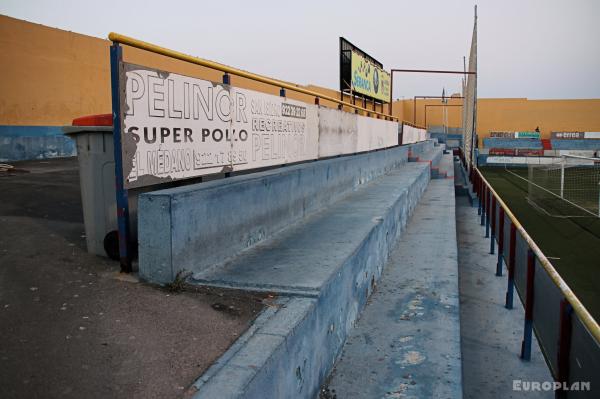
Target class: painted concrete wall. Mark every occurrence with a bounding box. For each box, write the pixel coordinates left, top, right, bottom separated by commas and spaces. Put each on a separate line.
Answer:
139, 141, 434, 283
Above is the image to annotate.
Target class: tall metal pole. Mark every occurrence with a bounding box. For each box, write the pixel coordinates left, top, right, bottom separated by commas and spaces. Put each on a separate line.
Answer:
413, 96, 464, 125
388, 69, 475, 125
424, 104, 463, 129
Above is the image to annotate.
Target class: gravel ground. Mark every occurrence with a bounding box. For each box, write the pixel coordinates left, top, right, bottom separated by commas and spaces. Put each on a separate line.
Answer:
0, 157, 265, 399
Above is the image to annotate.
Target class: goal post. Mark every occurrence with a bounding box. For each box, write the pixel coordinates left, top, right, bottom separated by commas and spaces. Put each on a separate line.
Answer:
527, 155, 600, 218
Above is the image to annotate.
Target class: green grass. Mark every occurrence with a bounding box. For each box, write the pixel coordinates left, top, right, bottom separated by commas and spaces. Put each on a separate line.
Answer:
481, 167, 600, 321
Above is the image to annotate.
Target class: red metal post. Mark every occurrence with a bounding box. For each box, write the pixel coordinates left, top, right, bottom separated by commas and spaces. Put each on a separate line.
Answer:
496, 207, 505, 276
490, 196, 497, 254
505, 223, 517, 309
556, 299, 573, 397
521, 249, 535, 360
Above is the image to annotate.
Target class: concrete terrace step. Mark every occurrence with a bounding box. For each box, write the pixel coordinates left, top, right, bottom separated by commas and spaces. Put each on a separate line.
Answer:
437, 152, 455, 178
190, 161, 432, 399
409, 145, 445, 178
325, 179, 462, 398
191, 162, 430, 295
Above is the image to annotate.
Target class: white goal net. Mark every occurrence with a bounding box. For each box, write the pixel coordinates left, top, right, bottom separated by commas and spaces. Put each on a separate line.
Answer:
527, 155, 600, 218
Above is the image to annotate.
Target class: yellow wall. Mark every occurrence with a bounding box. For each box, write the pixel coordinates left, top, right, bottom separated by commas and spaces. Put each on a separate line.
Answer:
476, 98, 600, 145
0, 15, 389, 126
1, 14, 599, 139
397, 98, 463, 128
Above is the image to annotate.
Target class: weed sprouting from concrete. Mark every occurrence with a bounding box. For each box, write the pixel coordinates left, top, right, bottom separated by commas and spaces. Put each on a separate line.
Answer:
165, 270, 191, 293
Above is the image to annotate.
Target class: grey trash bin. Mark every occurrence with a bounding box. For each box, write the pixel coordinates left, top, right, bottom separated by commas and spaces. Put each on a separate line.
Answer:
63, 114, 121, 259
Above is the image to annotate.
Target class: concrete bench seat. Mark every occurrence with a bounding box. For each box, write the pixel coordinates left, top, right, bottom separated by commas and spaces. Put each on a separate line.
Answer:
139, 141, 435, 284
409, 144, 446, 178
137, 141, 436, 399
191, 162, 430, 295
190, 160, 431, 399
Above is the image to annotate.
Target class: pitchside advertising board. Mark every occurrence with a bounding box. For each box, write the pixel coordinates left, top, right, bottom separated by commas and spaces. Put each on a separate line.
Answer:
351, 51, 391, 102
118, 63, 319, 188
489, 131, 541, 139
552, 132, 600, 139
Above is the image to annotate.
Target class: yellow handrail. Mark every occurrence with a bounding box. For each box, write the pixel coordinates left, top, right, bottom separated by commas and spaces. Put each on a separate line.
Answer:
108, 32, 427, 128
475, 168, 600, 343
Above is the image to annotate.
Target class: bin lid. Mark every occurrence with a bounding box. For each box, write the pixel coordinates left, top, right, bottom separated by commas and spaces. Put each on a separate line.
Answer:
63, 114, 113, 135
72, 114, 113, 126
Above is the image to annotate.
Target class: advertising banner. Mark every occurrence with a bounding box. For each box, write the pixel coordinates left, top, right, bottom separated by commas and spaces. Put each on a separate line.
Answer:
351, 51, 391, 102
515, 131, 541, 139
552, 131, 584, 139
402, 125, 427, 145
489, 131, 516, 138
118, 63, 319, 188
317, 107, 398, 157
552, 132, 600, 139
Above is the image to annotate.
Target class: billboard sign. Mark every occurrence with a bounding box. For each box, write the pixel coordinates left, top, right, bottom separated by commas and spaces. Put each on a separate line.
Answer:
118, 63, 319, 188
350, 51, 391, 102
490, 131, 516, 138
551, 131, 600, 140
515, 131, 540, 139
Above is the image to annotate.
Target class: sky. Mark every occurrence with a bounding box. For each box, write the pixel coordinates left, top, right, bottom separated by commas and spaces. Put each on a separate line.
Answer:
1, 0, 599, 100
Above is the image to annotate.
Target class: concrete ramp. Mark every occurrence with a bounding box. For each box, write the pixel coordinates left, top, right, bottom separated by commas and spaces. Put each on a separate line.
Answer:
324, 177, 462, 398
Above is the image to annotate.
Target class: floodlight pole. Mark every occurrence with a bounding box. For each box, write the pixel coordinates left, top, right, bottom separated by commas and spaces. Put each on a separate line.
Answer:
388, 69, 476, 119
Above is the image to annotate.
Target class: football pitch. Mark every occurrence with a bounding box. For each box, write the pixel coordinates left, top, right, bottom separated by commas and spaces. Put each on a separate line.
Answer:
480, 167, 600, 321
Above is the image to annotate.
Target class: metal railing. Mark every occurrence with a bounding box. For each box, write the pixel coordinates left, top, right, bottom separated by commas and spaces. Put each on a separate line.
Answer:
107, 32, 428, 271
108, 32, 424, 128
469, 164, 599, 396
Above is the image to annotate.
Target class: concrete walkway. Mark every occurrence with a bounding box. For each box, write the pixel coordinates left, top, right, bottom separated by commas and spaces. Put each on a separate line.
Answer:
456, 196, 553, 399
326, 178, 462, 398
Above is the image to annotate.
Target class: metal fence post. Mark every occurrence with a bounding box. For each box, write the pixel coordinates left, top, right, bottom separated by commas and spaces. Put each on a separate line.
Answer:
222, 72, 230, 85
485, 188, 490, 237
110, 42, 132, 273
480, 184, 486, 226
556, 299, 573, 398
505, 223, 516, 309
496, 207, 505, 276
279, 88, 286, 97
477, 173, 482, 216
521, 249, 535, 360
490, 196, 496, 254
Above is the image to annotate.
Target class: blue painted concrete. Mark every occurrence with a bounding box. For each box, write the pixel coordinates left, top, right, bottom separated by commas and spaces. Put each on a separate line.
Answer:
0, 126, 76, 161
483, 137, 542, 149
428, 125, 462, 136
326, 175, 462, 398
191, 162, 429, 294
139, 141, 435, 284
550, 139, 600, 150
0, 125, 65, 137
187, 158, 431, 398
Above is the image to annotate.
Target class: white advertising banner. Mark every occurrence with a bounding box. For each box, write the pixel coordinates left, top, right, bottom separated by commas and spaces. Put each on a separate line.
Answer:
584, 132, 600, 139
317, 107, 398, 158
356, 115, 397, 153
402, 125, 426, 145
119, 63, 319, 188
317, 107, 359, 158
